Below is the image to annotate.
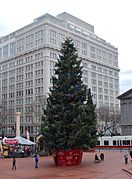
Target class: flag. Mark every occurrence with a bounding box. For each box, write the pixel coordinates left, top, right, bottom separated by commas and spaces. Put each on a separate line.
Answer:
26, 130, 30, 140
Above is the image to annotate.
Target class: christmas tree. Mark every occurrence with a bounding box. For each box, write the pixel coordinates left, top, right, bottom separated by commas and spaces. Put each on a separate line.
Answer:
41, 38, 97, 152
73, 88, 97, 149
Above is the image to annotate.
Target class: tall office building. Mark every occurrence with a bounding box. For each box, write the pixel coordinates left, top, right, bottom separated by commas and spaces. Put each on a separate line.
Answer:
0, 12, 119, 139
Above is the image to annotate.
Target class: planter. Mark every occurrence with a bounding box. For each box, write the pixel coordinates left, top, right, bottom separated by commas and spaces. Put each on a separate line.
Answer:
53, 148, 83, 166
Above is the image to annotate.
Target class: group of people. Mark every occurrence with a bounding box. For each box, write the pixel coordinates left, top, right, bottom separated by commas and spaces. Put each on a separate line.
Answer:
94, 150, 132, 165
123, 150, 132, 164
94, 153, 104, 163
12, 153, 40, 170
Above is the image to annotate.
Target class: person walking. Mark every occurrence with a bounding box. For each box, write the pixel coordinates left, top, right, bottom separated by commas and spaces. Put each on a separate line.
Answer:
130, 151, 132, 161
100, 153, 104, 161
94, 154, 100, 163
34, 154, 39, 168
12, 157, 16, 170
124, 152, 129, 164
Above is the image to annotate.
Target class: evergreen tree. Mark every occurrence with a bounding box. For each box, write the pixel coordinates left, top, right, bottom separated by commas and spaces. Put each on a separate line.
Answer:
41, 38, 97, 151
73, 88, 97, 149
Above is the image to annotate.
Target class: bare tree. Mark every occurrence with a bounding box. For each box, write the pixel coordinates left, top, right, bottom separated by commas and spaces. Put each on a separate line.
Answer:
0, 102, 7, 137
96, 106, 121, 136
32, 95, 47, 136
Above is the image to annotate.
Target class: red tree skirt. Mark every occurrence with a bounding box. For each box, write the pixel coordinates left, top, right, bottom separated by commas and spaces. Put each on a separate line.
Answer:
53, 149, 83, 166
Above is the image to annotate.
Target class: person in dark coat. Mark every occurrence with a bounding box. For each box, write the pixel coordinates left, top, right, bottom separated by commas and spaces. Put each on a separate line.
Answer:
94, 154, 100, 163
124, 152, 129, 164
34, 154, 39, 168
100, 153, 104, 161
130, 151, 132, 161
12, 157, 16, 170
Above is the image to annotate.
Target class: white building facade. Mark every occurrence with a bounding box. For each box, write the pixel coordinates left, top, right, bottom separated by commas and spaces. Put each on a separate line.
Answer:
0, 12, 119, 139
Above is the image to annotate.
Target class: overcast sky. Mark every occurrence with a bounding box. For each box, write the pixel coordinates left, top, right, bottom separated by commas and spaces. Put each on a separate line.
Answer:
0, 0, 132, 94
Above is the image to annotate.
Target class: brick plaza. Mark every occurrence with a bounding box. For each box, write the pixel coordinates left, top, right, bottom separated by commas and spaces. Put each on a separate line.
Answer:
0, 150, 132, 179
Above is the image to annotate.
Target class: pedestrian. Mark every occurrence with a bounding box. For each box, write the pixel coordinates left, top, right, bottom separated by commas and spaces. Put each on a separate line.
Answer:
52, 150, 58, 166
130, 151, 132, 161
124, 152, 129, 164
100, 152, 104, 161
94, 154, 100, 163
12, 157, 16, 170
34, 154, 39, 168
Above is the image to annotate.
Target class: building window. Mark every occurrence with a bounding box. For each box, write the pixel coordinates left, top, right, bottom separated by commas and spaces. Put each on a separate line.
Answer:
0, 48, 2, 59
25, 80, 33, 88
26, 42, 33, 50
35, 78, 43, 85
50, 52, 57, 59
104, 82, 108, 88
9, 92, 15, 98
35, 52, 43, 60
83, 70, 88, 76
92, 86, 97, 92
25, 88, 33, 95
104, 140, 109, 146
35, 61, 43, 68
9, 84, 15, 91
35, 38, 43, 46
50, 38, 56, 45
49, 29, 56, 38
25, 72, 33, 79
26, 34, 33, 42
16, 99, 23, 105
99, 95, 103, 100
35, 30, 43, 39
10, 42, 16, 56
25, 64, 33, 71
109, 70, 113, 75
82, 42, 87, 49
104, 89, 108, 94
35, 69, 43, 77
91, 65, 96, 70
103, 69, 108, 74
16, 74, 23, 81
25, 56, 33, 63
17, 59, 23, 65
3, 45, 8, 58
93, 94, 97, 100
35, 86, 43, 94
90, 46, 95, 52
104, 96, 108, 101
82, 62, 88, 68
82, 50, 87, 56
9, 61, 15, 68
9, 77, 15, 83
98, 80, 102, 86
104, 75, 108, 81
17, 67, 24, 74
25, 97, 33, 104
98, 88, 103, 93
16, 90, 23, 97
90, 53, 95, 58
83, 77, 88, 84
91, 72, 96, 78
91, 79, 96, 85
96, 48, 101, 55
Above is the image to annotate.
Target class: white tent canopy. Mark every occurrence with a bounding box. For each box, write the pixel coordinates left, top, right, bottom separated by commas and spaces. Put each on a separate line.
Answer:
13, 136, 36, 145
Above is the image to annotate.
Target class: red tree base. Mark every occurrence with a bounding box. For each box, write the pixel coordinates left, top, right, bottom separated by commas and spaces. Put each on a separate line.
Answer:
53, 149, 83, 166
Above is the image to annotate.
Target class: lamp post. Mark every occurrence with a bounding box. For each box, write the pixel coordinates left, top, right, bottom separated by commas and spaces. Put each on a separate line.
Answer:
16, 112, 21, 137
0, 106, 4, 139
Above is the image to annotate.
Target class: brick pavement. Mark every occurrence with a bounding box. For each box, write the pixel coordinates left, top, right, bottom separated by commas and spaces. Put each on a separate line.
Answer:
0, 150, 132, 179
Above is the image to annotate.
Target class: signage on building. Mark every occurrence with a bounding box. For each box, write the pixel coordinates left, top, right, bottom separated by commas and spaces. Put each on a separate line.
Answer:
4, 139, 19, 145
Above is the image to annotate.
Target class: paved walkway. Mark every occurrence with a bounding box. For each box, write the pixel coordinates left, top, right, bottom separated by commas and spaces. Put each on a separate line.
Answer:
0, 150, 132, 179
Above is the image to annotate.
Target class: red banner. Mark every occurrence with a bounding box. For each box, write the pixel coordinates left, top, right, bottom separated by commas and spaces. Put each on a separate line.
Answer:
4, 139, 19, 145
